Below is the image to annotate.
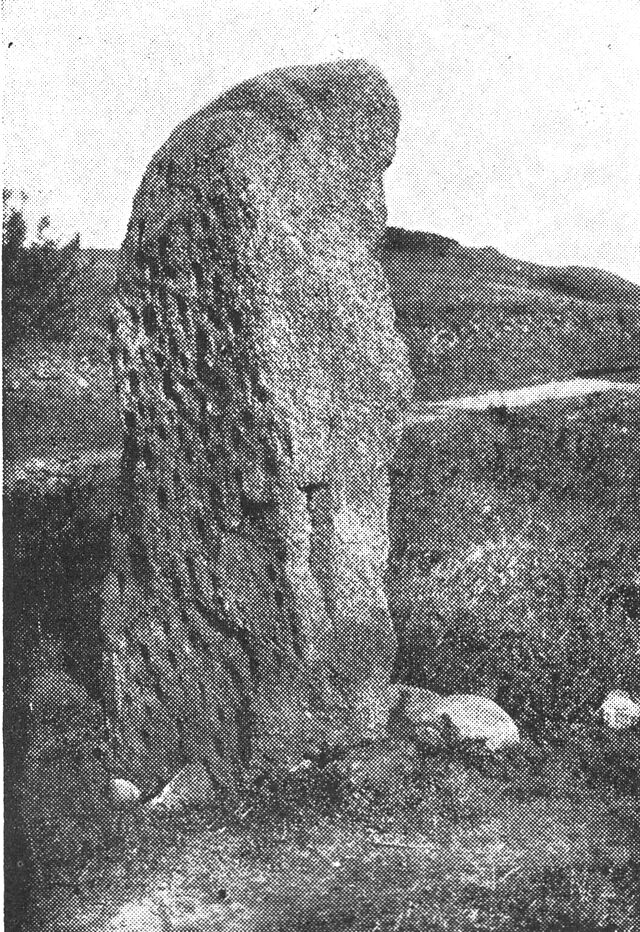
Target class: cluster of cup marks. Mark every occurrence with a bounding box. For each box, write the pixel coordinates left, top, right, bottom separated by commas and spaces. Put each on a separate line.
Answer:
106, 151, 307, 784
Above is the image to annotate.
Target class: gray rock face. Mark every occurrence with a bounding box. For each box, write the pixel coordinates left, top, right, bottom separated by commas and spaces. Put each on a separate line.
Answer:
103, 60, 413, 793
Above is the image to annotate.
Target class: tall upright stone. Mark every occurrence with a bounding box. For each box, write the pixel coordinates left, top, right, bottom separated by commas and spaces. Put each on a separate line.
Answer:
103, 60, 413, 793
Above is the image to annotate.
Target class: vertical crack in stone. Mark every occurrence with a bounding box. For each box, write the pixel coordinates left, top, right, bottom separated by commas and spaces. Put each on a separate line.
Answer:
102, 59, 413, 794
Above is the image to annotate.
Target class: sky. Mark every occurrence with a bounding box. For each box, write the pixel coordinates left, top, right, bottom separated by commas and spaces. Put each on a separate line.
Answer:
4, 0, 640, 281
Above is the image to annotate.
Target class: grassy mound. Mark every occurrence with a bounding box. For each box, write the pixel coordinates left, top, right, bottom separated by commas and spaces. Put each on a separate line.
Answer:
383, 228, 640, 401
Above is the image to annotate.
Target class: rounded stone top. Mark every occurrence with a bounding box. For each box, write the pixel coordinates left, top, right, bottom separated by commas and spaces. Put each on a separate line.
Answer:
159, 58, 399, 168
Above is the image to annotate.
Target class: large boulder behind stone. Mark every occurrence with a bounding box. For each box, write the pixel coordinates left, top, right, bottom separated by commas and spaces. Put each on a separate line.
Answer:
104, 60, 413, 793
388, 685, 520, 752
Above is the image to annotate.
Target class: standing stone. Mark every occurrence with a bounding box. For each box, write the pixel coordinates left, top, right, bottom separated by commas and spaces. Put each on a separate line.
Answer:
103, 60, 413, 794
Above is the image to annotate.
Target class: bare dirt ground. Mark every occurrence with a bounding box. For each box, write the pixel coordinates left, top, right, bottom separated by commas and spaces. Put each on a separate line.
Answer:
27, 723, 640, 931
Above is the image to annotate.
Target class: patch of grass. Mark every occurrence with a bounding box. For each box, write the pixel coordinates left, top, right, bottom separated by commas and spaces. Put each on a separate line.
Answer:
3, 332, 119, 466
389, 390, 640, 727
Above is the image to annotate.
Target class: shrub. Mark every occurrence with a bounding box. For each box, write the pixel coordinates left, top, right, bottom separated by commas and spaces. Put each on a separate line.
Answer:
2, 189, 81, 351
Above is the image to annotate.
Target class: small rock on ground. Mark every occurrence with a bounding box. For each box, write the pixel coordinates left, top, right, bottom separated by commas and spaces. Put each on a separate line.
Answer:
600, 690, 640, 730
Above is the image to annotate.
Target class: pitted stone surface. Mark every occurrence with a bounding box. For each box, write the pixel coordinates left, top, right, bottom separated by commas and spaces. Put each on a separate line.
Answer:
103, 60, 413, 792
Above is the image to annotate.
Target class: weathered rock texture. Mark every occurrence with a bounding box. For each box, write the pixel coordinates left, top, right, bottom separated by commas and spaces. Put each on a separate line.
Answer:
104, 60, 413, 792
